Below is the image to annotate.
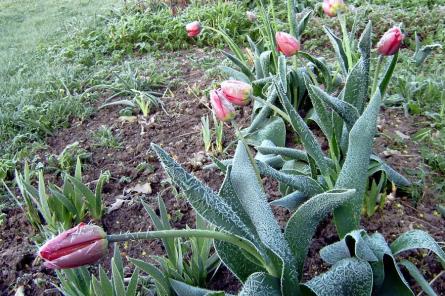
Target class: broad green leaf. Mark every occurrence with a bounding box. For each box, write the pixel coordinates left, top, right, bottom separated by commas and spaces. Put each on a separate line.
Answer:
238, 272, 281, 296
113, 243, 124, 278
334, 90, 381, 238
310, 85, 359, 131
257, 146, 308, 162
269, 191, 307, 211
285, 189, 356, 277
366, 233, 413, 294
246, 116, 286, 147
259, 50, 272, 78
219, 66, 250, 83
344, 230, 378, 262
299, 52, 331, 91
256, 161, 323, 198
231, 141, 299, 295
296, 10, 313, 38
275, 80, 330, 176
306, 81, 333, 140
319, 240, 351, 265
151, 143, 260, 245
324, 27, 348, 76
246, 89, 277, 133
399, 260, 437, 296
130, 258, 171, 296
222, 51, 253, 80
343, 59, 369, 114
370, 155, 411, 187
302, 258, 373, 296
170, 279, 227, 296
390, 230, 445, 263
214, 240, 266, 283
356, 21, 372, 113
278, 55, 287, 90
66, 175, 97, 217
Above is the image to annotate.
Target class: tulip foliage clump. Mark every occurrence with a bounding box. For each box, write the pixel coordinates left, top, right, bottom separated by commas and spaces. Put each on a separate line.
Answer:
35, 1, 445, 296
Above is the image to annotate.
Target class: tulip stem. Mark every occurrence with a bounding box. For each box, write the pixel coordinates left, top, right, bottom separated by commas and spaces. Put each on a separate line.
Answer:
107, 229, 268, 271
251, 96, 290, 122
372, 55, 384, 95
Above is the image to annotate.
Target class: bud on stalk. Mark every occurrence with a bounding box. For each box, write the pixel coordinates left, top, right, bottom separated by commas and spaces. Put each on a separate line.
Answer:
186, 21, 202, 37
210, 89, 236, 122
221, 80, 253, 106
275, 32, 300, 57
39, 223, 108, 269
322, 0, 347, 17
377, 27, 405, 56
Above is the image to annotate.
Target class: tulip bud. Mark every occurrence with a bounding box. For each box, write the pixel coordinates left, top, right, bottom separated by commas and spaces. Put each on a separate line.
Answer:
246, 11, 257, 22
39, 223, 108, 269
186, 21, 202, 37
210, 89, 236, 122
275, 32, 300, 57
377, 27, 405, 56
221, 80, 253, 106
322, 0, 346, 17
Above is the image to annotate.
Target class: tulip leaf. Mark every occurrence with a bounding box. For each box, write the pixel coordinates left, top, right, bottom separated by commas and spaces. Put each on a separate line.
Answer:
269, 191, 307, 211
259, 51, 272, 79
151, 144, 260, 250
309, 84, 359, 131
170, 279, 228, 296
278, 55, 287, 90
223, 51, 253, 80
285, 189, 356, 277
257, 146, 309, 162
324, 26, 349, 76
299, 52, 332, 91
275, 79, 330, 176
306, 80, 333, 140
126, 267, 139, 296
112, 259, 126, 296
365, 233, 413, 294
231, 141, 299, 295
246, 89, 277, 133
238, 272, 281, 296
214, 240, 266, 283
370, 155, 411, 187
344, 58, 369, 114
319, 240, 351, 265
219, 66, 250, 83
399, 260, 438, 296
99, 266, 113, 296
130, 258, 171, 296
246, 116, 286, 147
302, 258, 373, 296
333, 90, 381, 238
390, 230, 445, 264
256, 161, 323, 198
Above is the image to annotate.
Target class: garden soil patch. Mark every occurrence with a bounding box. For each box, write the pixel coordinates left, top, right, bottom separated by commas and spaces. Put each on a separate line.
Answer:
1, 49, 444, 295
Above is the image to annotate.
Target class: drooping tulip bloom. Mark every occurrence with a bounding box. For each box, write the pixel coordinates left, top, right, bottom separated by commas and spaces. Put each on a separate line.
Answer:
210, 89, 236, 122
186, 21, 202, 37
39, 223, 108, 269
246, 11, 257, 22
322, 0, 346, 17
377, 27, 405, 56
221, 80, 253, 106
275, 32, 300, 57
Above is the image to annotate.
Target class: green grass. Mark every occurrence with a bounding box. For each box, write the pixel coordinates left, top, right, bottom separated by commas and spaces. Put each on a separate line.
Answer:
0, 0, 120, 159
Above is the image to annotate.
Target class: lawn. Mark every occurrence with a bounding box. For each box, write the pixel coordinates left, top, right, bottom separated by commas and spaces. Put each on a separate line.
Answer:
0, 0, 444, 295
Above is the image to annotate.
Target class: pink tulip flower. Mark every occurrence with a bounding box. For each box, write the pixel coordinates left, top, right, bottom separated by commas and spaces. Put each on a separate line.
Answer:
377, 27, 405, 56
210, 89, 236, 122
322, 0, 346, 17
275, 32, 301, 57
186, 21, 202, 37
39, 223, 108, 269
221, 80, 253, 106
